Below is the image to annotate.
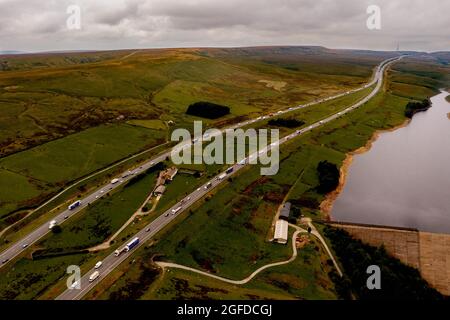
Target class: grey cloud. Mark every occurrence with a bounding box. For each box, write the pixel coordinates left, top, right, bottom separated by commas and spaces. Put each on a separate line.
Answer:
0, 0, 448, 52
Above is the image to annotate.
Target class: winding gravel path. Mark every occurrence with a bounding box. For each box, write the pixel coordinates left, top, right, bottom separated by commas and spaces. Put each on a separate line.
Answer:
155, 223, 342, 285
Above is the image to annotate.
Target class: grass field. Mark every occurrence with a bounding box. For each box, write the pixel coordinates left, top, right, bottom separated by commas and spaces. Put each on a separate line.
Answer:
0, 123, 165, 226
91, 236, 336, 300
0, 169, 159, 300
0, 251, 88, 300
41, 171, 158, 251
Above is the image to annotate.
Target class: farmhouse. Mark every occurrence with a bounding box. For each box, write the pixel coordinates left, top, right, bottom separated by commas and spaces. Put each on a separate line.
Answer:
154, 185, 166, 196
279, 202, 291, 221
273, 219, 288, 244
162, 167, 178, 182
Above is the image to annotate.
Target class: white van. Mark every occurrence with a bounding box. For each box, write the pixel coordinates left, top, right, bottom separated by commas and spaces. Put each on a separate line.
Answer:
89, 271, 100, 282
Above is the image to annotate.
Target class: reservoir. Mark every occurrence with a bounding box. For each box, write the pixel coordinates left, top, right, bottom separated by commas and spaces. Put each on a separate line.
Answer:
332, 91, 450, 233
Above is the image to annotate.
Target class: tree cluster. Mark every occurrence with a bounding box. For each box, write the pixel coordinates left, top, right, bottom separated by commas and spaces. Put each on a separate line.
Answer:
317, 160, 340, 194
405, 99, 431, 118
186, 101, 230, 119
268, 118, 305, 128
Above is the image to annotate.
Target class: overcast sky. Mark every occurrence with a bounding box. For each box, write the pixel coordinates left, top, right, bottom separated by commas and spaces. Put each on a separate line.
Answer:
0, 0, 448, 53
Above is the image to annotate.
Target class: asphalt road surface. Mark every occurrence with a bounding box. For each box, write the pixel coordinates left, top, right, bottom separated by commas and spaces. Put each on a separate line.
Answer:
55, 56, 403, 300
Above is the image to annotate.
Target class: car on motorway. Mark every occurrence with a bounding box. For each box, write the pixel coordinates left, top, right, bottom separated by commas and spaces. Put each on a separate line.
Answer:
49, 220, 57, 229
94, 261, 103, 269
145, 227, 151, 232
1, 259, 9, 264
22, 243, 28, 248
70, 280, 80, 289
100, 190, 104, 194
187, 197, 191, 201
164, 213, 169, 217
204, 182, 212, 190
64, 215, 68, 219
122, 171, 132, 178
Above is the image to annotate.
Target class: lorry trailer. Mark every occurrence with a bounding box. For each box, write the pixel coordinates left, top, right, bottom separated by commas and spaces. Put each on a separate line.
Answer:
225, 168, 234, 174
68, 200, 81, 210
125, 237, 140, 252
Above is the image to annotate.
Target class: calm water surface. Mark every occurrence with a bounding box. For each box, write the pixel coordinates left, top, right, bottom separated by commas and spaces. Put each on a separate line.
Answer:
332, 91, 450, 233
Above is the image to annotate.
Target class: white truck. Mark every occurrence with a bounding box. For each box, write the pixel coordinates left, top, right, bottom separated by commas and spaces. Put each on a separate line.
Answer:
111, 178, 120, 184
89, 271, 100, 282
114, 247, 126, 257
171, 206, 182, 215
217, 173, 227, 180
113, 237, 139, 256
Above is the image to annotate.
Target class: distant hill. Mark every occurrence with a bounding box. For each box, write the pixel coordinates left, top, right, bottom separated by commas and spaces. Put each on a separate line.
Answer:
0, 51, 26, 55
431, 51, 450, 65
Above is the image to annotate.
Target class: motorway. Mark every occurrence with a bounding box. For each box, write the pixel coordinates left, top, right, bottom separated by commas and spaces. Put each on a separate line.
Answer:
0, 57, 396, 269
55, 55, 403, 300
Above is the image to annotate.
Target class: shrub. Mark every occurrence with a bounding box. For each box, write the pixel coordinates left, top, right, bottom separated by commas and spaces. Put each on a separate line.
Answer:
51, 225, 62, 234
268, 118, 305, 128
